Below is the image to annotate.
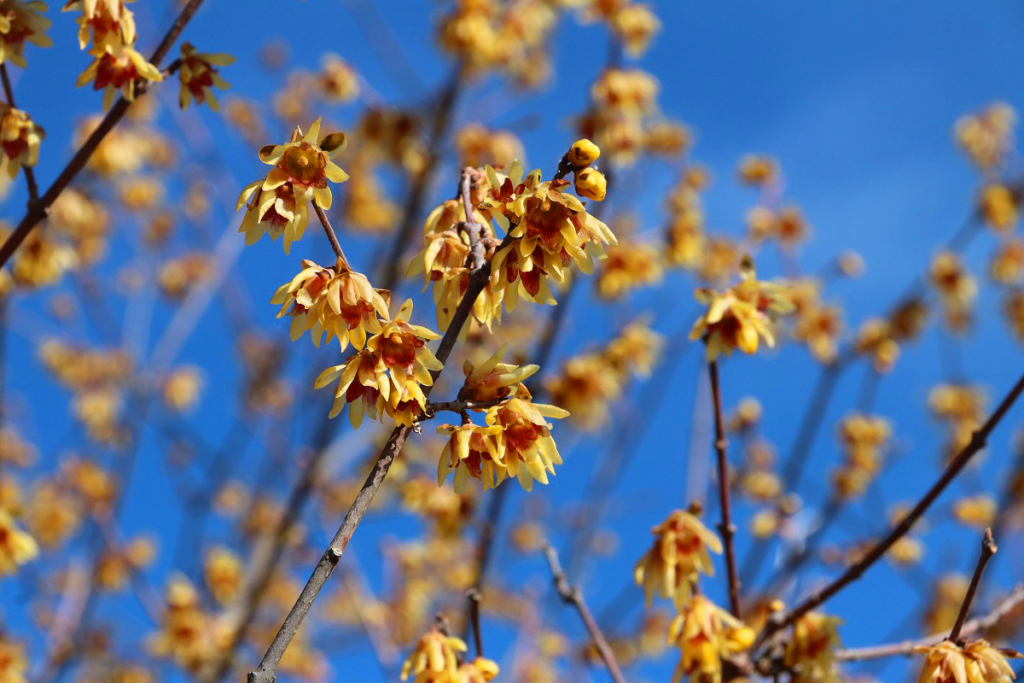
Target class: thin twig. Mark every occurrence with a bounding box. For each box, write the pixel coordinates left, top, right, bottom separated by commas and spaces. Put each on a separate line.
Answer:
0, 0, 205, 269
0, 64, 38, 203
467, 589, 484, 657
541, 541, 627, 683
709, 359, 742, 619
837, 585, 1024, 661
756, 369, 1024, 649
949, 528, 998, 642
246, 231, 516, 683
312, 200, 349, 266
426, 397, 507, 416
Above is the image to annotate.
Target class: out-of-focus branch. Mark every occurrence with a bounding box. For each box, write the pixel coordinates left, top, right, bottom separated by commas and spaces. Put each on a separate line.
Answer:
0, 0, 206, 269
756, 369, 1024, 649
837, 585, 1024, 661
541, 541, 627, 683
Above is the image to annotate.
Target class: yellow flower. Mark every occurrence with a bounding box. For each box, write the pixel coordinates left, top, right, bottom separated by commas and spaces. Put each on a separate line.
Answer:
832, 413, 892, 500
737, 154, 778, 186
568, 138, 601, 167
204, 546, 243, 605
784, 612, 842, 683
546, 353, 621, 431
0, 633, 28, 682
916, 639, 1021, 683
63, 0, 135, 52
955, 103, 1015, 170
437, 422, 507, 492
979, 184, 1020, 232
459, 657, 499, 682
690, 257, 793, 360
0, 0, 51, 67
574, 167, 607, 201
400, 627, 467, 682
952, 494, 997, 529
237, 118, 349, 253
0, 510, 37, 575
147, 576, 223, 672
455, 123, 523, 168
177, 42, 233, 110
485, 396, 567, 491
76, 43, 163, 110
0, 105, 42, 178
634, 509, 722, 608
461, 344, 538, 402
991, 238, 1024, 284
271, 259, 390, 351
595, 241, 663, 299
317, 52, 359, 103
669, 595, 755, 683
610, 3, 661, 58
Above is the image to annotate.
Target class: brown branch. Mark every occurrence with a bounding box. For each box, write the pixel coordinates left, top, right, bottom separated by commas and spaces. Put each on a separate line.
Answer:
246, 231, 516, 683
756, 368, 1024, 649
312, 200, 349, 267
837, 585, 1024, 661
709, 359, 742, 619
467, 588, 484, 657
541, 541, 627, 683
425, 397, 507, 417
0, 64, 38, 203
0, 0, 205, 270
949, 528, 998, 642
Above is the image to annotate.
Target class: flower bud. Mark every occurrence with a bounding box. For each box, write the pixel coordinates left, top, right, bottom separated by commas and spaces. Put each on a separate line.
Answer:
574, 167, 607, 201
567, 138, 601, 167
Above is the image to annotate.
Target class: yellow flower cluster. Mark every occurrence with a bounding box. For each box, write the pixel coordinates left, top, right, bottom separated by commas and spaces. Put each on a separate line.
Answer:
854, 297, 930, 373
48, 188, 110, 265
783, 612, 843, 683
0, 104, 42, 178
147, 577, 225, 673
831, 413, 892, 500
580, 68, 689, 166
929, 251, 977, 333
455, 123, 524, 169
547, 317, 662, 430
955, 102, 1015, 171
437, 0, 559, 87
437, 346, 568, 492
788, 278, 844, 364
484, 156, 617, 310
668, 595, 756, 683
990, 237, 1024, 285
916, 640, 1021, 683
663, 168, 709, 269
634, 509, 722, 608
96, 535, 155, 591
316, 300, 443, 428
177, 42, 234, 110
158, 252, 212, 299
67, 0, 164, 109
595, 239, 664, 300
237, 118, 349, 253
690, 257, 794, 360
979, 184, 1021, 233
400, 626, 499, 683
272, 258, 390, 350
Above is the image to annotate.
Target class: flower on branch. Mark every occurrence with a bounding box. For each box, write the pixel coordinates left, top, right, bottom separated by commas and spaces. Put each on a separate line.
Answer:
63, 0, 135, 52
177, 42, 234, 110
271, 259, 390, 350
76, 43, 163, 110
0, 104, 42, 178
669, 594, 755, 683
915, 639, 1022, 683
0, 510, 38, 576
690, 256, 794, 360
237, 118, 349, 253
400, 626, 466, 682
316, 300, 441, 428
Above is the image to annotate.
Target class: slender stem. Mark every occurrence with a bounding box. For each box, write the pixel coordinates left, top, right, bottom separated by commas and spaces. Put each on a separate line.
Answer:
427, 397, 507, 416
709, 359, 742, 619
0, 64, 38, 203
312, 200, 349, 266
0, 0, 205, 270
541, 541, 627, 683
837, 585, 1024, 661
247, 232, 516, 683
467, 589, 484, 657
948, 528, 998, 642
757, 369, 1024, 648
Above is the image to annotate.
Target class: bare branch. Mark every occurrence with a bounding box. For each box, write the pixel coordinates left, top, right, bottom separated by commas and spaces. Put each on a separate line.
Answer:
949, 528, 998, 642
709, 359, 742, 619
541, 541, 627, 683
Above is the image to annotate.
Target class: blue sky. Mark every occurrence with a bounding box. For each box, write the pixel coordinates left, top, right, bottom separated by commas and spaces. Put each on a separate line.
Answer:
3, 1, 1024, 681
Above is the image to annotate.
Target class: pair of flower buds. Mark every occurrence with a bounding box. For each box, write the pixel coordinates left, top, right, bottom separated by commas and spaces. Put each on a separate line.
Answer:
567, 138, 608, 201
